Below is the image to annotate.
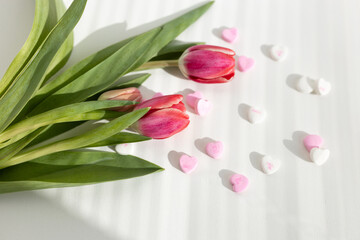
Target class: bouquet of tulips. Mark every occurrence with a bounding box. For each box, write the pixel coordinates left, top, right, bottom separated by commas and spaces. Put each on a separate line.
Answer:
0, 0, 236, 194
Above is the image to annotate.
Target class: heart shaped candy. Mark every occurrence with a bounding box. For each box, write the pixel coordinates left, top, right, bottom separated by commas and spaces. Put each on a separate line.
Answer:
115, 143, 134, 155
238, 56, 255, 72
194, 98, 212, 116
230, 174, 249, 193
303, 134, 323, 152
248, 106, 266, 124
316, 78, 331, 96
186, 91, 204, 108
222, 27, 238, 43
261, 155, 281, 174
296, 76, 314, 94
206, 141, 224, 159
310, 147, 330, 165
270, 45, 288, 62
179, 154, 198, 174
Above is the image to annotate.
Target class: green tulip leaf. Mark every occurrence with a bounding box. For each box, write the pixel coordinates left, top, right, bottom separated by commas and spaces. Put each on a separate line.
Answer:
0, 151, 163, 194
0, 126, 50, 164
0, 100, 134, 143
87, 132, 151, 147
43, 0, 74, 82
0, 108, 149, 168
0, 0, 87, 133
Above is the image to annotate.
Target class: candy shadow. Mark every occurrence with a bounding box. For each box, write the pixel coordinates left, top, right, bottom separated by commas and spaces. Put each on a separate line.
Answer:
237, 103, 251, 123
287, 74, 318, 94
212, 26, 228, 40
194, 137, 215, 156
218, 169, 237, 192
286, 73, 302, 92
249, 151, 264, 173
138, 85, 156, 100
168, 150, 187, 172
283, 131, 312, 162
260, 44, 272, 60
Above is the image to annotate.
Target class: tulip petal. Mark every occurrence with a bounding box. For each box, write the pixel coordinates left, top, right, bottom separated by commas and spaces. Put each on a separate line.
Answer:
187, 45, 235, 56
183, 50, 235, 79
134, 94, 183, 110
189, 71, 235, 83
98, 87, 141, 101
171, 101, 186, 112
137, 108, 190, 139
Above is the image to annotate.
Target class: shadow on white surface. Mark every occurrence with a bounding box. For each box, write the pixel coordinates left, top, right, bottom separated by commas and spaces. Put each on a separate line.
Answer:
286, 73, 303, 92
260, 44, 273, 60
218, 169, 236, 192
283, 131, 311, 162
249, 151, 264, 173
0, 192, 119, 240
211, 26, 227, 41
138, 85, 156, 100
237, 103, 251, 123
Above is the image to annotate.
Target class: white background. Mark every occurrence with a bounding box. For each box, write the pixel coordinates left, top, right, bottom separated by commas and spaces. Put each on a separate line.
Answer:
0, 0, 360, 239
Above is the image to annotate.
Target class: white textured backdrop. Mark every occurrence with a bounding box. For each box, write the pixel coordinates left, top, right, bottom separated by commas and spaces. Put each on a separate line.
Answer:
0, 0, 359, 239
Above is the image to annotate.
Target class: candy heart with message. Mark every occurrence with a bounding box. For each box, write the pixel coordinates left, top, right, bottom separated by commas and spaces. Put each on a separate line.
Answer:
248, 106, 266, 124
261, 155, 281, 174
270, 45, 288, 62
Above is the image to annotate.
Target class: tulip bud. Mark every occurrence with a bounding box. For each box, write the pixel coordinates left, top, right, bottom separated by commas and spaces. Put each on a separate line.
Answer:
178, 45, 236, 83
98, 87, 142, 111
132, 94, 190, 139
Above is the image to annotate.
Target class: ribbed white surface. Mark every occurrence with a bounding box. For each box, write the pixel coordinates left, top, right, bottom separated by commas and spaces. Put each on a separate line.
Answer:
0, 0, 360, 239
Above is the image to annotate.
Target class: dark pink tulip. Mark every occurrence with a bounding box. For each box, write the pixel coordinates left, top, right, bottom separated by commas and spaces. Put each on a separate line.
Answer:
179, 45, 236, 83
133, 94, 190, 139
98, 87, 142, 111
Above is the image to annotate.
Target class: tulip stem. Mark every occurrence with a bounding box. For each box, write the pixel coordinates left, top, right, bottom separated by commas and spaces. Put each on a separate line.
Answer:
136, 60, 179, 71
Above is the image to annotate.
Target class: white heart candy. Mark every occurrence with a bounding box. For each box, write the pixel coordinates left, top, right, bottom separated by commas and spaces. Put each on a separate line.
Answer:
248, 107, 266, 124
261, 155, 281, 174
270, 45, 288, 62
315, 78, 331, 96
296, 76, 314, 94
115, 143, 135, 155
310, 147, 330, 165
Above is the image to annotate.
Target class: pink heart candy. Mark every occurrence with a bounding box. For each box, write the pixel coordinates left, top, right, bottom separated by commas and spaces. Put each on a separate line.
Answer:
238, 56, 255, 72
222, 27, 238, 43
186, 91, 204, 108
303, 134, 324, 152
206, 141, 224, 159
194, 98, 212, 116
230, 174, 249, 193
179, 155, 198, 174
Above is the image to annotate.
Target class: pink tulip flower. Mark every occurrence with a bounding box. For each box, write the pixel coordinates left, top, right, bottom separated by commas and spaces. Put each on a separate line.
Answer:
178, 45, 236, 83
132, 94, 190, 139
98, 87, 142, 111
